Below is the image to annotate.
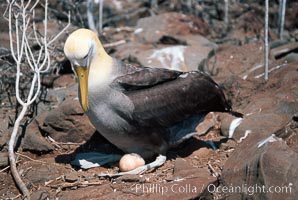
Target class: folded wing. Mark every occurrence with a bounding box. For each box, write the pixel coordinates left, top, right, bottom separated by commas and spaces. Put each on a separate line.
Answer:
112, 64, 240, 128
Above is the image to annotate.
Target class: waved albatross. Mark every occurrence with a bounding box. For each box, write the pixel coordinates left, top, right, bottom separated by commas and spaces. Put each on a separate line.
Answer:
64, 29, 243, 176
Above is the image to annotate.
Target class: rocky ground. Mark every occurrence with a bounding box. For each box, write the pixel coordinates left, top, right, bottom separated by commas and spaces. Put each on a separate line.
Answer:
0, 1, 297, 199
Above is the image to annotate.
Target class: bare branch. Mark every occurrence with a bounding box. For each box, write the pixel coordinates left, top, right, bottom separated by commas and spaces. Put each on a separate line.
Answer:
47, 12, 71, 46
15, 15, 20, 58
8, 2, 18, 62
7, 0, 71, 198
98, 0, 103, 33
36, 46, 44, 64
87, 0, 98, 35
29, 0, 40, 12
264, 0, 269, 81
26, 73, 41, 105
32, 9, 42, 47
224, 0, 229, 25
43, 0, 47, 44
278, 0, 287, 39
9, 106, 31, 199
24, 36, 37, 69
24, 0, 32, 10
39, 49, 50, 73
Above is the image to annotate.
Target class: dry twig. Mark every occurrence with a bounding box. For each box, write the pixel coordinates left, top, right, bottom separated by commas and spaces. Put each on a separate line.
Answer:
15, 152, 46, 164
207, 161, 219, 178
48, 180, 103, 189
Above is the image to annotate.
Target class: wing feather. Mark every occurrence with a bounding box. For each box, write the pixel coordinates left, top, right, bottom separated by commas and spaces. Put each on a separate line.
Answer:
112, 66, 182, 91
111, 65, 234, 127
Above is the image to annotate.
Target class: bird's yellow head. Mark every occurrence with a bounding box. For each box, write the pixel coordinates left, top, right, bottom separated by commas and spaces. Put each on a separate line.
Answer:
64, 29, 104, 112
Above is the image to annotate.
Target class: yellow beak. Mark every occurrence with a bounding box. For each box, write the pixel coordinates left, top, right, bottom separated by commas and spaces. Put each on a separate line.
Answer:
75, 66, 90, 112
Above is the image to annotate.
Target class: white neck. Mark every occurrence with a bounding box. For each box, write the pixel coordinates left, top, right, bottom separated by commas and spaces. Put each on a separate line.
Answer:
88, 47, 114, 89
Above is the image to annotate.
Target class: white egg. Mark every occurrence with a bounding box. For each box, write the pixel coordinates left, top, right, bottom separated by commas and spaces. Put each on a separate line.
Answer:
119, 153, 145, 172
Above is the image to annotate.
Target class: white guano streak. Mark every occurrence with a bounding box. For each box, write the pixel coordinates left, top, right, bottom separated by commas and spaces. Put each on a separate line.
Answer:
148, 46, 186, 71
257, 134, 281, 148
228, 118, 243, 138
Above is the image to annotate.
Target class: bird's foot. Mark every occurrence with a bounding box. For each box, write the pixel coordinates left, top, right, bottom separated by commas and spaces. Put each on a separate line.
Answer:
98, 154, 167, 177
71, 152, 122, 169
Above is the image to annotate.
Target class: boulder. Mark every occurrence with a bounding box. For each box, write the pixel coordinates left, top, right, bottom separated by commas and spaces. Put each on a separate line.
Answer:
45, 84, 78, 106
221, 140, 298, 200
135, 12, 209, 43
209, 41, 267, 79
53, 74, 76, 89
114, 12, 216, 72
21, 120, 54, 153
217, 63, 298, 199
40, 99, 96, 143
210, 40, 298, 80
115, 36, 215, 72
220, 63, 298, 141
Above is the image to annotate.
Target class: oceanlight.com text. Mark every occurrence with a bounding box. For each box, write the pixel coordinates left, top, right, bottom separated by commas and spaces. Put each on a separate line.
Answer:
207, 183, 293, 196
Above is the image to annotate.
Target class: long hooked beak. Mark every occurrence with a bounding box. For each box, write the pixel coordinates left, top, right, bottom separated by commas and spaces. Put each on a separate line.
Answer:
75, 66, 90, 112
